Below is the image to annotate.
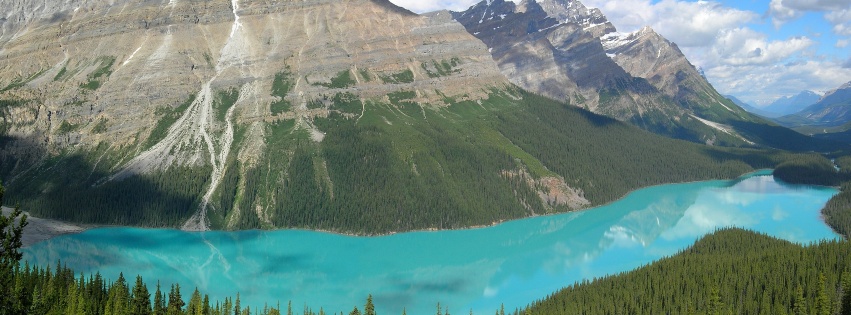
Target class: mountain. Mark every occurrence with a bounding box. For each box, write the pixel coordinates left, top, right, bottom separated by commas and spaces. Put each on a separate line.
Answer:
726, 95, 772, 117
0, 0, 803, 233
795, 82, 851, 125
452, 0, 840, 151
775, 81, 851, 130
762, 90, 821, 118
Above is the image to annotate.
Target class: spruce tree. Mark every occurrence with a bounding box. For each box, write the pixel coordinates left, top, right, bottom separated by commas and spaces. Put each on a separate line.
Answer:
842, 271, 851, 315
203, 294, 210, 315
187, 287, 202, 315
234, 293, 241, 315
131, 275, 152, 315
154, 282, 166, 315
364, 295, 376, 315
0, 181, 27, 314
815, 273, 832, 315
167, 284, 185, 315
793, 285, 808, 315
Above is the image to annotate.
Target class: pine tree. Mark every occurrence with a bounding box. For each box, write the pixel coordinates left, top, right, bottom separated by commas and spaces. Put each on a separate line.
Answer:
364, 295, 376, 315
203, 294, 210, 315
131, 275, 152, 315
793, 285, 807, 315
842, 271, 851, 315
349, 306, 361, 315
234, 293, 241, 315
816, 273, 832, 315
154, 282, 166, 315
0, 181, 27, 314
168, 283, 185, 315
187, 287, 202, 315
707, 285, 723, 315
107, 273, 131, 315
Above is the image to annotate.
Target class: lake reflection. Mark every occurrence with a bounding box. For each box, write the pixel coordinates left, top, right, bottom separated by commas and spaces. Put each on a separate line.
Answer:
23, 171, 840, 314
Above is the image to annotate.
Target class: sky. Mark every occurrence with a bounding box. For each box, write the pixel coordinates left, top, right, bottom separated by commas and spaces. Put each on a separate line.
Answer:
388, 0, 851, 106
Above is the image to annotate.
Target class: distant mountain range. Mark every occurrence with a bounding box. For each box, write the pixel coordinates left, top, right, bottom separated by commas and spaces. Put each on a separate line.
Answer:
775, 82, 851, 130
725, 95, 773, 117
761, 91, 822, 118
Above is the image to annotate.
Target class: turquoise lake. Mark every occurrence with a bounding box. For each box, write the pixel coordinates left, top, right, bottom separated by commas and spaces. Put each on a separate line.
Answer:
23, 171, 841, 314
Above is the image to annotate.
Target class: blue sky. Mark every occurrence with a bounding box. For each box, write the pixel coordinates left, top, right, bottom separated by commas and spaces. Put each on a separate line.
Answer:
389, 0, 851, 106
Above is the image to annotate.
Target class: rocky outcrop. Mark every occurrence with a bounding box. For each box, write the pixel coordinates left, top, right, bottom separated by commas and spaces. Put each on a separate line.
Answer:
452, 0, 631, 111
453, 0, 767, 146
0, 0, 510, 230
0, 0, 507, 155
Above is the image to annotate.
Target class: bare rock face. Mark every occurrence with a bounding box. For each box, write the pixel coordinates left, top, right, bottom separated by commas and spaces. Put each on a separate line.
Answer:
452, 0, 631, 111
0, 0, 507, 158
601, 26, 751, 121
453, 0, 760, 145
0, 0, 509, 230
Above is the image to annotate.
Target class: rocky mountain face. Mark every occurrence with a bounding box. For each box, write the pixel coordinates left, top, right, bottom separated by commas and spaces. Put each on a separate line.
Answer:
452, 0, 784, 147
451, 0, 656, 117
761, 91, 821, 118
0, 0, 514, 231
0, 0, 505, 152
779, 82, 851, 127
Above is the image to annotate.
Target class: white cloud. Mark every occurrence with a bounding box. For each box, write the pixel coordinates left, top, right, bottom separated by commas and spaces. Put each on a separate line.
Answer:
838, 39, 850, 48
582, 0, 851, 104
770, 0, 851, 34
826, 9, 851, 36
707, 28, 815, 66
773, 0, 851, 11
769, 0, 803, 27
706, 60, 851, 104
581, 0, 758, 47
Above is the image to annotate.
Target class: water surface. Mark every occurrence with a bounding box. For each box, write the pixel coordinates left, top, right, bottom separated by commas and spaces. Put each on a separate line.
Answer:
23, 171, 840, 314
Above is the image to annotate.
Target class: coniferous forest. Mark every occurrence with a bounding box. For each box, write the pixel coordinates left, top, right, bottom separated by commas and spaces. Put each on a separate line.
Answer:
4, 152, 851, 315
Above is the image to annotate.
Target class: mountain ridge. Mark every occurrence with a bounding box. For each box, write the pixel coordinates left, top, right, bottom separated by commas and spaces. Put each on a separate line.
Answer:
776, 81, 851, 129
761, 90, 821, 118
451, 0, 833, 150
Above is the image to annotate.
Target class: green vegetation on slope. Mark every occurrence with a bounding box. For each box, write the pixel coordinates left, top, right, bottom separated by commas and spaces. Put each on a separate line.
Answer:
379, 69, 414, 84
146, 94, 196, 149
524, 228, 851, 315
773, 154, 851, 186
820, 156, 851, 237
3, 140, 210, 227
270, 70, 295, 115
0, 86, 822, 232
80, 57, 116, 91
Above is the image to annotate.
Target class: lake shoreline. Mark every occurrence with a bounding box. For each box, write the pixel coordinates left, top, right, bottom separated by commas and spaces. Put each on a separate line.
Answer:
2, 206, 90, 247
10, 169, 790, 244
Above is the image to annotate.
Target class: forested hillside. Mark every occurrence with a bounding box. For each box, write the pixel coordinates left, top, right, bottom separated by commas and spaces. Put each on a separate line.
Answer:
523, 228, 851, 315
3, 88, 809, 234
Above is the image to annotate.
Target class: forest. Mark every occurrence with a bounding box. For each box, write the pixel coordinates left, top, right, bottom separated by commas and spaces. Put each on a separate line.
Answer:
1, 87, 825, 234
